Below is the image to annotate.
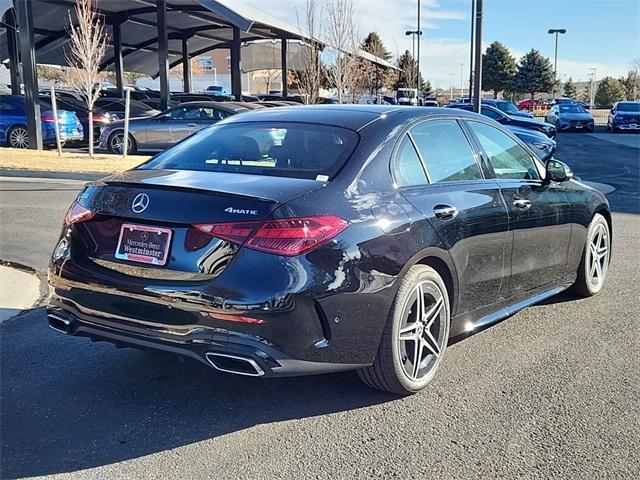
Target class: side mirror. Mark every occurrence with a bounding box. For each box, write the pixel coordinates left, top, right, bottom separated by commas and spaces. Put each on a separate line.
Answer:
545, 159, 574, 183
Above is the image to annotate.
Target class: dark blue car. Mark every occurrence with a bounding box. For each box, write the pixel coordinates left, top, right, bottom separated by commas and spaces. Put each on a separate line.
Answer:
608, 101, 640, 132
0, 95, 83, 148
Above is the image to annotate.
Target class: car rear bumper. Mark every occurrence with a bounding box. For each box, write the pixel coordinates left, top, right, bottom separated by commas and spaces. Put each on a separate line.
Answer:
47, 299, 368, 377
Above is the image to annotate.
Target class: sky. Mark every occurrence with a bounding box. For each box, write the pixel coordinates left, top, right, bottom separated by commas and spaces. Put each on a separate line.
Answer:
242, 0, 640, 89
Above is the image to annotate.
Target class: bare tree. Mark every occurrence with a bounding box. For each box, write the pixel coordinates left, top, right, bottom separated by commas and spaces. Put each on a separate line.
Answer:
325, 0, 360, 103
65, 0, 109, 157
296, 0, 324, 104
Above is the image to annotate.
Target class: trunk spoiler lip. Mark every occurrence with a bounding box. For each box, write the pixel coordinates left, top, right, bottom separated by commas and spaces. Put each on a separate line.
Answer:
98, 181, 276, 204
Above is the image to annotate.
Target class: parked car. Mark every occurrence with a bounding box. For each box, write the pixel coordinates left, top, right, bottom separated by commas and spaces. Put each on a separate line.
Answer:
482, 99, 533, 118
49, 105, 611, 395
38, 96, 113, 144
39, 88, 85, 103
607, 101, 640, 132
257, 94, 304, 103
94, 98, 161, 120
545, 103, 594, 132
0, 94, 83, 148
204, 85, 229, 95
507, 125, 556, 161
517, 98, 551, 111
550, 97, 576, 106
447, 103, 556, 138
172, 93, 234, 103
98, 101, 250, 154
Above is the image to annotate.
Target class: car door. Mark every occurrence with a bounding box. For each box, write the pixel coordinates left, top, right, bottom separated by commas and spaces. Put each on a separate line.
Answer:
396, 119, 511, 315
465, 120, 572, 296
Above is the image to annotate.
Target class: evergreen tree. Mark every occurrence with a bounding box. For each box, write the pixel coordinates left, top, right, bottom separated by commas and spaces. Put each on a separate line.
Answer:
563, 77, 577, 98
481, 41, 516, 99
362, 32, 391, 60
513, 49, 556, 102
360, 31, 393, 94
394, 50, 427, 93
595, 77, 628, 107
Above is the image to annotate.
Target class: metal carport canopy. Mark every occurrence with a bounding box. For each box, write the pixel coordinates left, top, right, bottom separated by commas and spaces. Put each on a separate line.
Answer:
0, 0, 396, 77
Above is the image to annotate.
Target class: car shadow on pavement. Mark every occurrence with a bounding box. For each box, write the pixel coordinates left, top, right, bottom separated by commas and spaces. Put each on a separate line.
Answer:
0, 308, 398, 479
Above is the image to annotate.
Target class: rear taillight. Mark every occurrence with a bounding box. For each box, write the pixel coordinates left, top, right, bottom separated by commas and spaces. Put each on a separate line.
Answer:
92, 113, 110, 124
63, 202, 94, 226
194, 215, 348, 256
42, 115, 64, 123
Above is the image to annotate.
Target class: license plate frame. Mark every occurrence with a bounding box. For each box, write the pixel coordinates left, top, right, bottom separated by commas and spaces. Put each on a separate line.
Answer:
115, 223, 172, 266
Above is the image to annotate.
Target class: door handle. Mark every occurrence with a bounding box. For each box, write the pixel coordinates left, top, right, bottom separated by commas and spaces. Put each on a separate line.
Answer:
513, 199, 532, 210
186, 123, 197, 127
433, 205, 459, 219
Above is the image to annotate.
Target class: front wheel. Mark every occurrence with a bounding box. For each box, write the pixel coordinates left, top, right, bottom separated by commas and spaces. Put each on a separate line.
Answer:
570, 213, 610, 297
358, 265, 450, 395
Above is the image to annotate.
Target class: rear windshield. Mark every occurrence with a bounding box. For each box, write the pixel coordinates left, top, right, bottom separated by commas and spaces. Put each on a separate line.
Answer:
618, 103, 640, 112
140, 122, 359, 180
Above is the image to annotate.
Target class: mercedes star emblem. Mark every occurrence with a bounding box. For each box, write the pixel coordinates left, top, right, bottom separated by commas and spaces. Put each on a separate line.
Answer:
131, 193, 150, 214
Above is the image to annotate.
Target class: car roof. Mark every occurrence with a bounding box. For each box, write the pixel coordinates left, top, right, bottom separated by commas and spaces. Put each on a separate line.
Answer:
175, 101, 249, 112
221, 104, 485, 131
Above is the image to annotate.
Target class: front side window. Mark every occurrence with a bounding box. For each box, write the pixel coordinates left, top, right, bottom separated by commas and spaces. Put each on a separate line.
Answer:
482, 108, 503, 120
393, 135, 428, 187
410, 120, 483, 183
141, 122, 359, 180
468, 121, 539, 180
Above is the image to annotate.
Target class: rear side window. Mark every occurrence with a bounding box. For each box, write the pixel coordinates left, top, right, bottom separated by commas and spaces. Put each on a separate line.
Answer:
410, 120, 483, 183
141, 122, 359, 180
467, 121, 540, 180
393, 135, 428, 187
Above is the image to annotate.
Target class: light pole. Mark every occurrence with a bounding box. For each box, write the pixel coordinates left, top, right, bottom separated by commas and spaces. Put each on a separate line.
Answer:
548, 28, 566, 98
449, 72, 455, 100
405, 29, 422, 98
460, 62, 464, 99
588, 67, 597, 109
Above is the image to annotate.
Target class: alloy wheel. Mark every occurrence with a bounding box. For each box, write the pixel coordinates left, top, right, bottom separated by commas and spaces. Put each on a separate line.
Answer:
110, 133, 130, 154
398, 281, 447, 381
9, 127, 29, 148
587, 223, 609, 291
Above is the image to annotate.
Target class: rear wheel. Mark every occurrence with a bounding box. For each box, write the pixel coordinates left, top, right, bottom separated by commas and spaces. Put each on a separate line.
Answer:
8, 126, 29, 148
108, 131, 136, 154
358, 265, 450, 395
570, 213, 610, 297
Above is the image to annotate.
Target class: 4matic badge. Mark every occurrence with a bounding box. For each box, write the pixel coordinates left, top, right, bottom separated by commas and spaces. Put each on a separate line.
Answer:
224, 207, 258, 216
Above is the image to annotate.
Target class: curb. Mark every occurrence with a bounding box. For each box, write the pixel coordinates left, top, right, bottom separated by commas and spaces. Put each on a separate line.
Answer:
0, 259, 49, 309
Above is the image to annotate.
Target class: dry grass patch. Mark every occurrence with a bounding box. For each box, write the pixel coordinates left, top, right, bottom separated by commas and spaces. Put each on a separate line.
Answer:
0, 148, 150, 174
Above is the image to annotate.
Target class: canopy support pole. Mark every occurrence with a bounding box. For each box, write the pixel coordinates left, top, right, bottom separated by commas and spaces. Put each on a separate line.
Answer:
181, 37, 191, 93
113, 21, 124, 97
281, 38, 288, 97
230, 26, 242, 100
157, 0, 170, 110
15, 0, 42, 150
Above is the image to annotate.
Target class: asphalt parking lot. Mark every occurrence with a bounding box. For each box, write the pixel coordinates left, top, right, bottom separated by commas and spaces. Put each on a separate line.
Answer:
0, 130, 639, 479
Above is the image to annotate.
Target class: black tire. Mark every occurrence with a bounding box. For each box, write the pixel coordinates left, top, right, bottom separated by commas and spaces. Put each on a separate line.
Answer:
358, 265, 450, 395
107, 131, 136, 154
569, 213, 610, 297
7, 125, 29, 148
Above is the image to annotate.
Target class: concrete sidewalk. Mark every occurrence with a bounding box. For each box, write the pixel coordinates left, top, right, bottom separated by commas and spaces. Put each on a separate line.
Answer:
0, 265, 42, 322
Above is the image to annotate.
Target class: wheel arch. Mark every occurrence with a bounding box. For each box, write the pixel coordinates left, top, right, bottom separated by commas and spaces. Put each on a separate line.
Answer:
395, 247, 459, 317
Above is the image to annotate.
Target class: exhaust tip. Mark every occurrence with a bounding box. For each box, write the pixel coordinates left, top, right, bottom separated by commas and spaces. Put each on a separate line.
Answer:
48, 314, 71, 334
205, 352, 265, 377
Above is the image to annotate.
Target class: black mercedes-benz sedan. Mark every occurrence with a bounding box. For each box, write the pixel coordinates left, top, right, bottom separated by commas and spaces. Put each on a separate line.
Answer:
48, 106, 611, 395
